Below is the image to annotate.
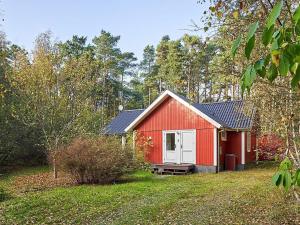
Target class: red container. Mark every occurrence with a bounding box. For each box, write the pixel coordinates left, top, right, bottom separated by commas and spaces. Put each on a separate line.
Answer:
225, 154, 236, 171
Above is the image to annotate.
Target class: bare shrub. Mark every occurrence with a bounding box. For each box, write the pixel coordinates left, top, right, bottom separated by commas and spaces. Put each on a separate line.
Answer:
55, 136, 134, 184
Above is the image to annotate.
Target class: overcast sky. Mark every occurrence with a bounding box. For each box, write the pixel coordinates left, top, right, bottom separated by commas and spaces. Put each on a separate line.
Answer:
1, 0, 208, 60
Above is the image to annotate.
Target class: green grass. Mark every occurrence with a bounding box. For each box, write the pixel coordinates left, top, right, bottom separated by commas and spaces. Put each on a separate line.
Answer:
0, 163, 299, 225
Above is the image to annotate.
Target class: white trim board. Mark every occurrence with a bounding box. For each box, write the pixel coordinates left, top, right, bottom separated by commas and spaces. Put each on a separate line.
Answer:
213, 128, 217, 166
124, 90, 222, 132
241, 131, 245, 164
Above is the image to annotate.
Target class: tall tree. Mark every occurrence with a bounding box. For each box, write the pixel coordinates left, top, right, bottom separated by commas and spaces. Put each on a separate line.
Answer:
139, 45, 158, 106
118, 51, 137, 107
58, 35, 93, 59
199, 0, 300, 195
156, 35, 170, 93
9, 32, 100, 177
92, 30, 122, 125
182, 34, 204, 101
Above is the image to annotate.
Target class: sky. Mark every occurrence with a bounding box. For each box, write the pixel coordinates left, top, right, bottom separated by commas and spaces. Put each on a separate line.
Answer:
1, 0, 208, 60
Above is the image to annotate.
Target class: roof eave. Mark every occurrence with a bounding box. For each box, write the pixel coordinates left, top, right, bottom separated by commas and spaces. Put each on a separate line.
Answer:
224, 127, 252, 132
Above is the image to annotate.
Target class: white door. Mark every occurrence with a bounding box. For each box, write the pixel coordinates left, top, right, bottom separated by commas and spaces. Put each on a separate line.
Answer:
181, 130, 196, 164
163, 131, 179, 163
163, 130, 196, 164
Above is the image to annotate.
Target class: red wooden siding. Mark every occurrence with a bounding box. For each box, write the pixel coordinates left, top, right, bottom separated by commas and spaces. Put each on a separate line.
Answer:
136, 96, 214, 166
138, 130, 162, 164
245, 131, 256, 163
197, 129, 214, 165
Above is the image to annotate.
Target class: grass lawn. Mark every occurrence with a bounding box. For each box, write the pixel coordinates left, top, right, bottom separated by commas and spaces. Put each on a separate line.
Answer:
0, 163, 299, 225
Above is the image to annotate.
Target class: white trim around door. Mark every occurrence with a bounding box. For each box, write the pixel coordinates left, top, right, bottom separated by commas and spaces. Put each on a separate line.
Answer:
163, 129, 196, 164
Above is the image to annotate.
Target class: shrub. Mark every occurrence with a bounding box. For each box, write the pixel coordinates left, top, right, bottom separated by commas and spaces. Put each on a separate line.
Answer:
131, 132, 152, 169
0, 187, 9, 202
0, 118, 47, 169
55, 136, 134, 184
257, 134, 284, 161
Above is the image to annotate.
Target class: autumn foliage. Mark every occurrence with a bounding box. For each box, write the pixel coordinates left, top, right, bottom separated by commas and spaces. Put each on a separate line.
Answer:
257, 134, 284, 161
55, 136, 135, 184
134, 132, 153, 164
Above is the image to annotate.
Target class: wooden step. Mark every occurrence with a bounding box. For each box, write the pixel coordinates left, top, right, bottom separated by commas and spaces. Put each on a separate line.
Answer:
151, 163, 195, 175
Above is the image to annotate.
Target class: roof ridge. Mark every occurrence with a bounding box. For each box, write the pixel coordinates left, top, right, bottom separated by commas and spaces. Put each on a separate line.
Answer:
197, 100, 243, 105
123, 109, 145, 112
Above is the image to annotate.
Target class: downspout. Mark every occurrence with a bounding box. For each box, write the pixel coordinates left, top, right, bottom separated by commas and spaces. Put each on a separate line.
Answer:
218, 129, 221, 173
217, 129, 220, 173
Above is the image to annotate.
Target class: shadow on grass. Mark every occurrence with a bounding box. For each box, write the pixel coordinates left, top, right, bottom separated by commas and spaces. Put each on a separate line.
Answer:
114, 171, 167, 185
0, 187, 12, 202
246, 161, 279, 170
0, 165, 50, 180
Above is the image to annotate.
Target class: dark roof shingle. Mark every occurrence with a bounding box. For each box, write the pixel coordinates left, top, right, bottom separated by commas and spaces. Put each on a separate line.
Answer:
193, 101, 254, 129
103, 109, 144, 135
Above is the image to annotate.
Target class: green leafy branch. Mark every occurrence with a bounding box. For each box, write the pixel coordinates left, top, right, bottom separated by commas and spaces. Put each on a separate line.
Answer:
231, 1, 300, 193
232, 1, 300, 93
272, 157, 300, 191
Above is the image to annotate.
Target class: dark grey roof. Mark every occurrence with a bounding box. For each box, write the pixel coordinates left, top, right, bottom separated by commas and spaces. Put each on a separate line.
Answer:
172, 91, 254, 129
193, 101, 254, 129
104, 92, 254, 135
103, 109, 144, 135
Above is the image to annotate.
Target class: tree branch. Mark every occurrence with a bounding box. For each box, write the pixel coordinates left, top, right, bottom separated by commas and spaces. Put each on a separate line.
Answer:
266, 0, 283, 26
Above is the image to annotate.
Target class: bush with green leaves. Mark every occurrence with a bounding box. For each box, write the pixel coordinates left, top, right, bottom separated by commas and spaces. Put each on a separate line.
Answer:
272, 158, 300, 191
232, 1, 300, 92
55, 136, 135, 184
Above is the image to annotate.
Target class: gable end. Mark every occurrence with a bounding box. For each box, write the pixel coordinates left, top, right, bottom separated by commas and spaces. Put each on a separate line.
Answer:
124, 90, 222, 132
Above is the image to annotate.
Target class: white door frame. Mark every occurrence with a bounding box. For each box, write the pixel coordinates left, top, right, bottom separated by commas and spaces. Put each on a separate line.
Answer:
163, 129, 196, 164
162, 130, 180, 164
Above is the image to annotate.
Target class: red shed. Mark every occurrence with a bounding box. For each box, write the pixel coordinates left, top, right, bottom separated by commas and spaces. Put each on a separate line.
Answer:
105, 90, 257, 172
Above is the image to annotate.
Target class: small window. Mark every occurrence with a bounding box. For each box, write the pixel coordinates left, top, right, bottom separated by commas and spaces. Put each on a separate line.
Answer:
166, 133, 176, 151
247, 132, 251, 152
221, 130, 227, 141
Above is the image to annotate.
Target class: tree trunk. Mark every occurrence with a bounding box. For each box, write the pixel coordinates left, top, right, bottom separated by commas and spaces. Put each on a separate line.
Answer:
197, 81, 200, 103
53, 138, 59, 179
159, 78, 162, 93
204, 82, 207, 100
148, 87, 151, 106
53, 155, 58, 179
121, 73, 124, 106
187, 79, 190, 98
